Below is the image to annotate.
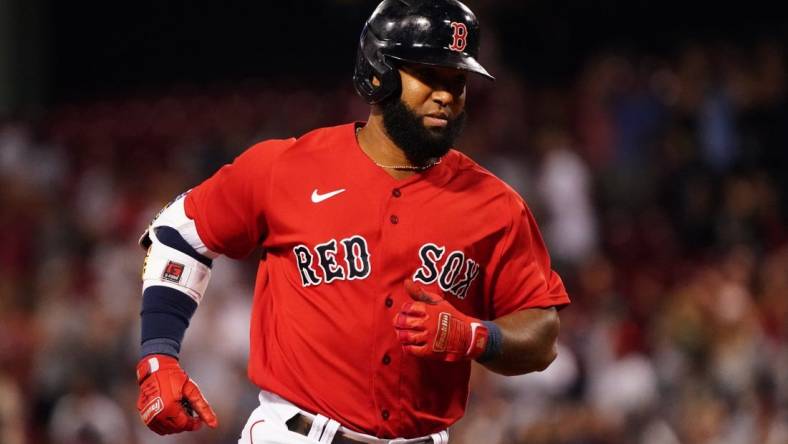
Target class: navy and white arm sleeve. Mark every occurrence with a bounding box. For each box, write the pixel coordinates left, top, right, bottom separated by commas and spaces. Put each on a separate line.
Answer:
139, 195, 218, 358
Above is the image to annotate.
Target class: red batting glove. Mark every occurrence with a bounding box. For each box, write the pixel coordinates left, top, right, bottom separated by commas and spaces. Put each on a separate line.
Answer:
393, 279, 489, 362
136, 354, 218, 435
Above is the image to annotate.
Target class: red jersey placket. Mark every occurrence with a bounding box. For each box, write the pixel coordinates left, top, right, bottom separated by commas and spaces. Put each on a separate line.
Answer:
370, 179, 412, 437
366, 161, 454, 437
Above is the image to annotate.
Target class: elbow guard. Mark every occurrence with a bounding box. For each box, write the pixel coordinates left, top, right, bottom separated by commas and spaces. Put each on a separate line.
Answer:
140, 195, 215, 305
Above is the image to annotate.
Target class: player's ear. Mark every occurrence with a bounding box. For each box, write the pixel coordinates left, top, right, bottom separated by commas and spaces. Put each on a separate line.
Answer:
372, 75, 381, 87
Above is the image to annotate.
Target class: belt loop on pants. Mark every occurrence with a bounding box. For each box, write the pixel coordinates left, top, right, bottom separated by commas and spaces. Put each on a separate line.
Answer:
428, 431, 448, 444
320, 417, 341, 443
307, 414, 341, 443
306, 414, 329, 441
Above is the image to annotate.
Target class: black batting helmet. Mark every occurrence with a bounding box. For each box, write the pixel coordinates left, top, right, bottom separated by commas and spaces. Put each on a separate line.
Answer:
353, 0, 494, 104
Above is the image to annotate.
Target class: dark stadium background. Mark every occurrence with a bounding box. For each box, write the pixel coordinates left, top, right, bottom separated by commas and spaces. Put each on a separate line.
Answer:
1, 0, 784, 106
1, 1, 787, 443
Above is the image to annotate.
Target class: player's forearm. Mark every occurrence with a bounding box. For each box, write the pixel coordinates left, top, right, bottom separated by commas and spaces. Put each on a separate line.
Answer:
479, 307, 559, 376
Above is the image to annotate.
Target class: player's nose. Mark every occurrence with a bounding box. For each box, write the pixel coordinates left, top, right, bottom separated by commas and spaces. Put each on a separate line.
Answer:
431, 89, 455, 108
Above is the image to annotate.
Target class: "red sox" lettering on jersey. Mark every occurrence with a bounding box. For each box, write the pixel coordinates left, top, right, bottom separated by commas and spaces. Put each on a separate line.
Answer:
292, 238, 480, 299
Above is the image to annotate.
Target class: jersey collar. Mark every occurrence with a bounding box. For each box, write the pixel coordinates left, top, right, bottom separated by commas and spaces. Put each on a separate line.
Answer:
348, 122, 458, 189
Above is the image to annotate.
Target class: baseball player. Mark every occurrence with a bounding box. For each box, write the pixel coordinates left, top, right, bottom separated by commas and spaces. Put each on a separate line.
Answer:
134, 1, 570, 443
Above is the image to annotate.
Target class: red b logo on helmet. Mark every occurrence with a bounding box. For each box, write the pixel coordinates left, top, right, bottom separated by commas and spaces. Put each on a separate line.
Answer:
449, 22, 468, 52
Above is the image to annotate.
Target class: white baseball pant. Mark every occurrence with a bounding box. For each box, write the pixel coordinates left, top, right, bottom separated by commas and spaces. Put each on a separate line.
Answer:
238, 390, 449, 444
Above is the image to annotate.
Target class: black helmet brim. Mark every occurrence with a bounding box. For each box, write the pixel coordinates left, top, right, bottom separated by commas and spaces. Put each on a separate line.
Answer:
386, 48, 495, 81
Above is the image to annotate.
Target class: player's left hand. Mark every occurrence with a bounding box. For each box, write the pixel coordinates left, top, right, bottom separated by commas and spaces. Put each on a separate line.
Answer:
393, 279, 489, 362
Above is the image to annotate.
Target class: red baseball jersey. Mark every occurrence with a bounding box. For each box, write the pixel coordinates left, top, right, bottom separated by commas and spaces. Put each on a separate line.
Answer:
185, 122, 569, 438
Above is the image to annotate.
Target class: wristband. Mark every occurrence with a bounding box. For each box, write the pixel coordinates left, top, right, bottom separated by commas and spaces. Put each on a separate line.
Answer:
476, 320, 502, 363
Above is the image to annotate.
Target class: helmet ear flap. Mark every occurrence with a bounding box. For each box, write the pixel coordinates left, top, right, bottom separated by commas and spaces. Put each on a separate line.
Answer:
353, 26, 401, 104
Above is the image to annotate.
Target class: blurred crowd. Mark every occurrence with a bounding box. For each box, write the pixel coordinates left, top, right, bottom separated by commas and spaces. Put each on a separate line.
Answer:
1, 35, 787, 444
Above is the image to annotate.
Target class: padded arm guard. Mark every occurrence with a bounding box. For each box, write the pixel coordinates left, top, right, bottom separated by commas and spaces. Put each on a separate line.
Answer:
140, 195, 216, 305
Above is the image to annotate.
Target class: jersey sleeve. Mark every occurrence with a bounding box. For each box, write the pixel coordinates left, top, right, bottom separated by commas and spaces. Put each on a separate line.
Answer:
485, 196, 570, 318
184, 139, 294, 259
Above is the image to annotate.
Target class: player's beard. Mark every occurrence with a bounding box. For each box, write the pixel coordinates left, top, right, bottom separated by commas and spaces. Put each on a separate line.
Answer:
380, 98, 467, 167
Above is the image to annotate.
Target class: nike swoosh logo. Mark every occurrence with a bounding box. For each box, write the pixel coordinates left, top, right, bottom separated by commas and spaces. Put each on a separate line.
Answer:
311, 188, 346, 203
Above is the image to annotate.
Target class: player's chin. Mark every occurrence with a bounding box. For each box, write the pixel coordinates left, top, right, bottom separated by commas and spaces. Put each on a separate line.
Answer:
421, 121, 450, 137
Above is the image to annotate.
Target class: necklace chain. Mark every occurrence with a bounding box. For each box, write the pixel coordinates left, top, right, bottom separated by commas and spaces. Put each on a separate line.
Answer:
355, 126, 442, 171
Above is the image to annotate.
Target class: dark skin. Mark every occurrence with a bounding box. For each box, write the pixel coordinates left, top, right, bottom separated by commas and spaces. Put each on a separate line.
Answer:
357, 63, 466, 180
357, 63, 561, 376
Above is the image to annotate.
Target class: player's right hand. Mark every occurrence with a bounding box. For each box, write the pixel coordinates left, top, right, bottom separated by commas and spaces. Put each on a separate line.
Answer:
136, 354, 218, 435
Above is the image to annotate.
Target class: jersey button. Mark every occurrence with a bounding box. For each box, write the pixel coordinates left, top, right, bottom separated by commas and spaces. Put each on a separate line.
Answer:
385, 297, 393, 308
381, 409, 390, 420
390, 215, 399, 224
382, 354, 391, 365
392, 188, 401, 198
